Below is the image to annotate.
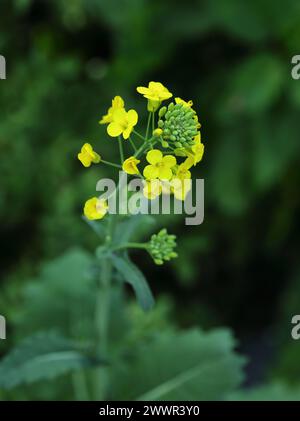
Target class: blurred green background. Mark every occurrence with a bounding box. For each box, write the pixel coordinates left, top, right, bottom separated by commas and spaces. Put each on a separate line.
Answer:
1, 0, 300, 400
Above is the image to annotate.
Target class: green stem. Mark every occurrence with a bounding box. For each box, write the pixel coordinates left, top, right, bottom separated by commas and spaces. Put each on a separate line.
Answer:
133, 130, 145, 141
134, 136, 157, 158
72, 371, 90, 401
152, 111, 155, 132
101, 159, 122, 169
112, 242, 148, 252
118, 136, 124, 163
93, 214, 115, 400
145, 112, 151, 139
128, 136, 137, 152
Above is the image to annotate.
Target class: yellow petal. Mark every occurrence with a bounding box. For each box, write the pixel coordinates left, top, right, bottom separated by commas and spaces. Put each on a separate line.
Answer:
122, 157, 140, 175
112, 96, 124, 109
123, 127, 132, 139
84, 197, 108, 220
143, 180, 162, 199
127, 109, 138, 126
162, 155, 176, 168
158, 166, 172, 180
137, 86, 150, 95
107, 122, 123, 137
146, 149, 163, 165
78, 152, 91, 167
143, 164, 159, 179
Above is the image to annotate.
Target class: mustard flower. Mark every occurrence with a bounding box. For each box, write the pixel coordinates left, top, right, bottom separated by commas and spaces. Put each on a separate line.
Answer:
78, 143, 101, 168
143, 179, 162, 200
84, 197, 108, 220
184, 133, 205, 168
143, 149, 176, 180
137, 81, 172, 112
99, 96, 124, 124
174, 162, 191, 180
175, 97, 193, 108
107, 108, 138, 140
171, 178, 192, 201
122, 156, 140, 175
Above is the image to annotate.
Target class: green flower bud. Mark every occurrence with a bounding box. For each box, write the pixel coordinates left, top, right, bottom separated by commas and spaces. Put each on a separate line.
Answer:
159, 106, 167, 118
147, 229, 177, 265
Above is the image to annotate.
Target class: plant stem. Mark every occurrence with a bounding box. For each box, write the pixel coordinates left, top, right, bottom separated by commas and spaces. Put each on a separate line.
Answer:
145, 112, 151, 139
118, 136, 124, 163
128, 136, 137, 152
134, 136, 157, 158
133, 130, 145, 141
101, 159, 122, 169
72, 371, 90, 401
152, 111, 155, 132
112, 242, 148, 252
93, 214, 115, 400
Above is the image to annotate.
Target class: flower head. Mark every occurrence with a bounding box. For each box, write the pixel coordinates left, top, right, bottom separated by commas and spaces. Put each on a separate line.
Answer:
175, 97, 193, 108
99, 96, 124, 125
107, 108, 138, 140
184, 133, 204, 168
143, 149, 176, 180
157, 102, 199, 149
171, 178, 192, 201
84, 197, 108, 220
122, 156, 140, 175
137, 82, 172, 112
78, 143, 101, 167
143, 179, 162, 200
147, 228, 177, 265
174, 162, 191, 180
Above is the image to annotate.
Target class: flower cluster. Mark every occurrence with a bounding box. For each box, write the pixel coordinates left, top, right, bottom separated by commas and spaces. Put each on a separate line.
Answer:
77, 81, 204, 221
147, 229, 177, 265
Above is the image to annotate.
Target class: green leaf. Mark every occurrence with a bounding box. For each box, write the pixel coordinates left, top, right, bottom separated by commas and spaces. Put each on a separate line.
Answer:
111, 328, 246, 401
112, 255, 155, 311
227, 381, 300, 401
19, 248, 95, 338
0, 331, 99, 389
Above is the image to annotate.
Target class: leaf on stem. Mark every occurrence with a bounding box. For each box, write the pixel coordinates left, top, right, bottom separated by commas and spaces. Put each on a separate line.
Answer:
112, 255, 155, 311
0, 331, 104, 389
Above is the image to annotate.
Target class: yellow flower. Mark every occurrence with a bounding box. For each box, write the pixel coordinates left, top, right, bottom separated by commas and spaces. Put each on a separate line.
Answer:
78, 143, 101, 167
143, 179, 162, 200
137, 81, 172, 112
84, 197, 108, 220
174, 163, 191, 180
122, 156, 140, 175
171, 178, 192, 201
175, 97, 193, 108
185, 133, 204, 168
107, 108, 138, 140
143, 149, 176, 180
99, 96, 124, 124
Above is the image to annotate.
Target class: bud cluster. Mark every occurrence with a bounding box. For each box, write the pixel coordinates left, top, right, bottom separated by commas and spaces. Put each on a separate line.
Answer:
157, 103, 198, 149
148, 228, 178, 265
